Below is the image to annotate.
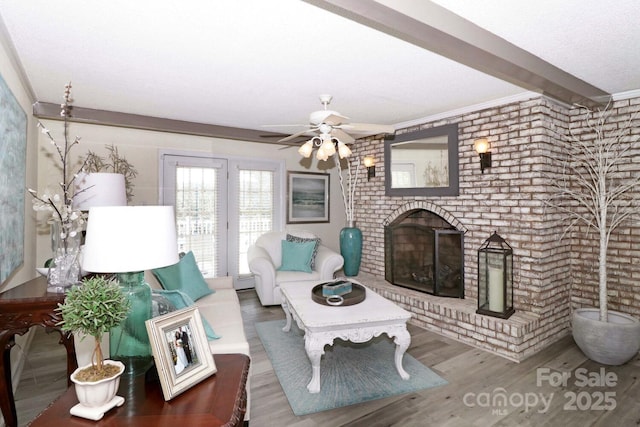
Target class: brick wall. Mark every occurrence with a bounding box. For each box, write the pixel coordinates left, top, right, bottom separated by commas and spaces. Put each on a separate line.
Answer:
348, 95, 640, 361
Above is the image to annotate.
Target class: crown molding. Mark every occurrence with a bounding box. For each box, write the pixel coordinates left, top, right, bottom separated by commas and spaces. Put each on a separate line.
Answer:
392, 91, 540, 130
612, 89, 640, 101
0, 14, 35, 102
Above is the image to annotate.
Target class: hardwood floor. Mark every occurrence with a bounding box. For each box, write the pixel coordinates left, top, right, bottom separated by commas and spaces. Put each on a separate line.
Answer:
15, 289, 640, 427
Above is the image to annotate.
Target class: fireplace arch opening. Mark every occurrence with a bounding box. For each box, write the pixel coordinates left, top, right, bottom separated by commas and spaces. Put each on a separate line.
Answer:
384, 209, 464, 298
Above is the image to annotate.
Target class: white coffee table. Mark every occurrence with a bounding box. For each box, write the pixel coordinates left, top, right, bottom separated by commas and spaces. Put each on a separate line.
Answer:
279, 281, 412, 393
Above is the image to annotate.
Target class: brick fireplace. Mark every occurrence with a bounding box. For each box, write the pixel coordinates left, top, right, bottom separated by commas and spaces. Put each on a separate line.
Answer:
385, 209, 464, 298
357, 201, 549, 362
347, 95, 640, 362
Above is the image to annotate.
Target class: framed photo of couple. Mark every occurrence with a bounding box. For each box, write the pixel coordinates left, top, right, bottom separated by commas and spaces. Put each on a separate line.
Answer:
145, 306, 217, 400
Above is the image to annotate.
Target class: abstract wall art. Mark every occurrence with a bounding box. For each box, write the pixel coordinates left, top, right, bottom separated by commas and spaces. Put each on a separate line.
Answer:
0, 74, 27, 284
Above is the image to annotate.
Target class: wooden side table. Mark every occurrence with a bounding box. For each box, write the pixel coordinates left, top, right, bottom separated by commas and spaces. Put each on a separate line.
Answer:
29, 353, 250, 427
0, 275, 77, 427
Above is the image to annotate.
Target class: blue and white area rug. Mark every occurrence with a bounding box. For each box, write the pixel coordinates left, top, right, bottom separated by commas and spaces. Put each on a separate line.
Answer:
255, 319, 448, 416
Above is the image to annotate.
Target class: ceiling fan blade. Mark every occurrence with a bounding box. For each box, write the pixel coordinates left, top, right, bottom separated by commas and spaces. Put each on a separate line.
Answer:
323, 113, 349, 126
341, 123, 395, 135
278, 127, 318, 143
262, 124, 310, 128
310, 110, 349, 125
331, 128, 355, 144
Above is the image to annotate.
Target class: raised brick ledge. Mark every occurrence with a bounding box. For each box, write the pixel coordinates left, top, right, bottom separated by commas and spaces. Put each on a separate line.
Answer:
354, 272, 545, 362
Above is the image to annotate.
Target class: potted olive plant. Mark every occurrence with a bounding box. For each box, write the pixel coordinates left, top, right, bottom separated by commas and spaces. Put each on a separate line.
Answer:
546, 104, 640, 365
57, 276, 131, 418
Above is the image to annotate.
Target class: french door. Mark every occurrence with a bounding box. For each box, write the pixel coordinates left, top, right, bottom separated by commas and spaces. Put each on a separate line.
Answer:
161, 152, 284, 289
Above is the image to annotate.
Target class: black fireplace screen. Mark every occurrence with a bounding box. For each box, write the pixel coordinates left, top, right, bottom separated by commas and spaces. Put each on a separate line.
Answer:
385, 219, 464, 298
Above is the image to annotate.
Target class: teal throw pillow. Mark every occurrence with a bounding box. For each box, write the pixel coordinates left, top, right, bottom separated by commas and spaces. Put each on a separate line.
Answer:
286, 234, 320, 270
151, 289, 221, 340
152, 251, 214, 301
151, 293, 176, 317
277, 240, 315, 273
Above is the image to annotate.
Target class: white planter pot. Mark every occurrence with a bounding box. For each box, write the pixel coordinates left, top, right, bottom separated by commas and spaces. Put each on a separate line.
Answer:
70, 360, 125, 420
572, 308, 640, 365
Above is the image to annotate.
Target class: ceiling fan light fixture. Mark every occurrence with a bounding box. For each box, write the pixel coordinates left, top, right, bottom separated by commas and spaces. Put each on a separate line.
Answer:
316, 144, 330, 161
321, 136, 336, 156
337, 141, 352, 159
287, 94, 387, 162
298, 140, 313, 158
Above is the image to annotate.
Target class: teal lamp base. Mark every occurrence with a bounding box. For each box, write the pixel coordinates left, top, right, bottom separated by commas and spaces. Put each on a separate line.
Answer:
110, 271, 153, 377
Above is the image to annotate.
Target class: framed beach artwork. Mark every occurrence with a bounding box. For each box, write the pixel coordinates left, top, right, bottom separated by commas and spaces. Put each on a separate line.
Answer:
145, 307, 217, 401
287, 171, 330, 224
0, 74, 27, 284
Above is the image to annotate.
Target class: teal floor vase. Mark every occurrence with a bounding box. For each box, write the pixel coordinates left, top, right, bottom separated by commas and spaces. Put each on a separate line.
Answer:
340, 221, 362, 276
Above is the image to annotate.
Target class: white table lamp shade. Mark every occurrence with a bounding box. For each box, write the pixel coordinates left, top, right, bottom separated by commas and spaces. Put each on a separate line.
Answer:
74, 173, 127, 209
82, 206, 179, 273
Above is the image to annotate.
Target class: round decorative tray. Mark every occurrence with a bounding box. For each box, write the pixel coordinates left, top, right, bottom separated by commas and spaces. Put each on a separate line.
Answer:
311, 282, 366, 307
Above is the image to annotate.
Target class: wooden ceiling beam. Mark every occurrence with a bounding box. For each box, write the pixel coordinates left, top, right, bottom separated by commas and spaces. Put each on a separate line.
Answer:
33, 102, 302, 145
304, 0, 611, 107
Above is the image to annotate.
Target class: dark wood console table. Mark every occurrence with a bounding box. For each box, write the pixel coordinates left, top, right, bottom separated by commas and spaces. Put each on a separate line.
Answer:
29, 353, 250, 427
0, 275, 77, 427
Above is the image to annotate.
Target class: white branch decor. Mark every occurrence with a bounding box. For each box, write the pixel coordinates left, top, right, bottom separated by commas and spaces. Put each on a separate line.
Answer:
28, 82, 88, 244
336, 155, 361, 225
545, 103, 640, 322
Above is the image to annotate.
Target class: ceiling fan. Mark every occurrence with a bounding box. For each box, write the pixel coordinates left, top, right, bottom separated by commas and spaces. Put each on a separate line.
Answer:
271, 94, 395, 145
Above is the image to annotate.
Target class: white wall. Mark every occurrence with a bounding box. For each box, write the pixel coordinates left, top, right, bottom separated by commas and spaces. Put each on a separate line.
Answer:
35, 119, 348, 266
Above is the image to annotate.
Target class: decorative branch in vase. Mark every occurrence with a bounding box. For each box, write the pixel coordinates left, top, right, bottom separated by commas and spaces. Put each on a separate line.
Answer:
335, 154, 363, 276
336, 155, 361, 226
544, 103, 640, 365
84, 144, 138, 203
28, 82, 88, 291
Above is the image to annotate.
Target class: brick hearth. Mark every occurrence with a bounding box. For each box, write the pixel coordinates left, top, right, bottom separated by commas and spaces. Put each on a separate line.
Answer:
356, 272, 560, 362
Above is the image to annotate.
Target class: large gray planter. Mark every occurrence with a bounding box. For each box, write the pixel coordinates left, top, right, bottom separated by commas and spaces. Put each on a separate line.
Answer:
572, 308, 640, 365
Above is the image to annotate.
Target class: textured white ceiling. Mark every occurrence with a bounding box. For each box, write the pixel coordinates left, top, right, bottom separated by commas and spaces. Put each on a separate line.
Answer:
430, 0, 640, 94
0, 0, 638, 137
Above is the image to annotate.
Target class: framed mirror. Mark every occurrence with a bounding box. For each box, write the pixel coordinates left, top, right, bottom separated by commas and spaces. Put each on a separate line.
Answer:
385, 123, 459, 197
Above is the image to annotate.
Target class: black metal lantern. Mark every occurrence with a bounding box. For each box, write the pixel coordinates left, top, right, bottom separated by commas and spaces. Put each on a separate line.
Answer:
477, 232, 514, 319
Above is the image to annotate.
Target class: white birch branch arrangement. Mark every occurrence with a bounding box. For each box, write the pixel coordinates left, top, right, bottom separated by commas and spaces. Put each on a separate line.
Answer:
544, 103, 640, 321
336, 155, 361, 224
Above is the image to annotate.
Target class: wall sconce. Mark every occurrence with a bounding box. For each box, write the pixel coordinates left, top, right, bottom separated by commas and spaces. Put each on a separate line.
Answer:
473, 138, 492, 173
363, 156, 375, 180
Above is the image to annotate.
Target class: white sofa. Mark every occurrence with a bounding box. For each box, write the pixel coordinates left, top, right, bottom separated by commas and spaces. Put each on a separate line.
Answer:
145, 272, 251, 420
145, 272, 250, 356
247, 231, 344, 306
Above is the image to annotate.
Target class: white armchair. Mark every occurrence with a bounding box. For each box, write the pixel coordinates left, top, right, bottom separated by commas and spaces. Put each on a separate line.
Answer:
248, 231, 344, 306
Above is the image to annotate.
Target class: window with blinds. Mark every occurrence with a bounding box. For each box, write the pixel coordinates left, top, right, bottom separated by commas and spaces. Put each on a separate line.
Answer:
161, 151, 284, 289
174, 164, 224, 277
237, 169, 274, 275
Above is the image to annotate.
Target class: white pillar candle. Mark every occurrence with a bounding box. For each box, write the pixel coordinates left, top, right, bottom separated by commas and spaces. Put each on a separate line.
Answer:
488, 266, 504, 312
